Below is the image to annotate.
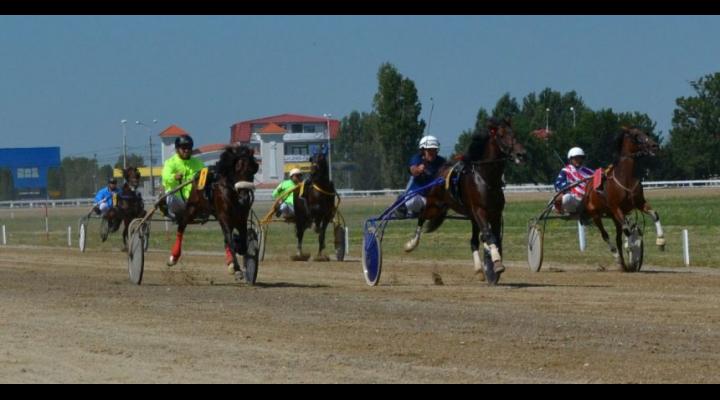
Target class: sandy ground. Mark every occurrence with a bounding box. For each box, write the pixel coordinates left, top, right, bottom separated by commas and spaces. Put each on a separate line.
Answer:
1, 245, 719, 383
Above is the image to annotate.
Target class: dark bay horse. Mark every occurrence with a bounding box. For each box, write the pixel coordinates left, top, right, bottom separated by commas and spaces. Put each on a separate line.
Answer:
115, 167, 146, 251
292, 151, 338, 261
405, 118, 527, 283
167, 145, 259, 280
582, 126, 663, 271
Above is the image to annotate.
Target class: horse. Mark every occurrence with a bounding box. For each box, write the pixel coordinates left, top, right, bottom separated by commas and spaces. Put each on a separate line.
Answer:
291, 150, 338, 262
115, 166, 146, 252
166, 145, 259, 281
404, 117, 527, 283
582, 126, 663, 271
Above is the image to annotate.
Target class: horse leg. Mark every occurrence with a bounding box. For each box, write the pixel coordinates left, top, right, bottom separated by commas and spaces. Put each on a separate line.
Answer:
314, 219, 331, 262
121, 218, 129, 253
641, 204, 665, 251
470, 221, 485, 281
613, 218, 629, 272
593, 216, 622, 269
219, 221, 237, 275
472, 208, 503, 274
293, 219, 310, 261
404, 218, 425, 253
168, 224, 186, 266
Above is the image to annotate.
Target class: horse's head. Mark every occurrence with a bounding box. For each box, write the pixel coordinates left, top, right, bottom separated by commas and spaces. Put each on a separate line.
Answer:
216, 144, 259, 207
617, 126, 659, 158
487, 117, 527, 164
309, 150, 330, 181
123, 167, 141, 190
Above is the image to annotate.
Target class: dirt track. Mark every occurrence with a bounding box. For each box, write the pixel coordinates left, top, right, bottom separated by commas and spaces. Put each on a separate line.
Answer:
1, 245, 719, 383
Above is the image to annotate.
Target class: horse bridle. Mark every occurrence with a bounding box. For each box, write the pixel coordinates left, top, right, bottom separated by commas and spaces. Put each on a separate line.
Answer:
471, 126, 519, 166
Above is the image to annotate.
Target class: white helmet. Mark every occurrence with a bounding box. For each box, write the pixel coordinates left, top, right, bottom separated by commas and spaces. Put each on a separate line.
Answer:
289, 168, 302, 177
567, 147, 586, 159
419, 135, 440, 150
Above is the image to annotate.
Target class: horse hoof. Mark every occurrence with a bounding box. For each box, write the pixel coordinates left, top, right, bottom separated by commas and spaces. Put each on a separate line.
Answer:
234, 270, 245, 283
226, 263, 235, 275
493, 261, 505, 274
292, 254, 310, 262
167, 256, 179, 267
404, 240, 419, 253
474, 268, 486, 281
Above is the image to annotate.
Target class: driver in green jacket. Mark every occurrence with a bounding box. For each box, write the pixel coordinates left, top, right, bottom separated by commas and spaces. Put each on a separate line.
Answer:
161, 135, 205, 219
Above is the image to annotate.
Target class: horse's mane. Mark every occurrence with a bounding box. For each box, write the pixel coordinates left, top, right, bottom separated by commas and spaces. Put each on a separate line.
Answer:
614, 126, 637, 156
215, 144, 256, 178
465, 117, 509, 161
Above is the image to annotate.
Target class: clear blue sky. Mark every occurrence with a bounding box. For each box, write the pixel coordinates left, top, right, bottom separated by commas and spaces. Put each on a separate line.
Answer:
1, 15, 719, 165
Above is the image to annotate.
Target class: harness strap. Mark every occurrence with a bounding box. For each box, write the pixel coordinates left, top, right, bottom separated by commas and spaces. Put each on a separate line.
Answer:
261, 182, 304, 225
611, 173, 641, 194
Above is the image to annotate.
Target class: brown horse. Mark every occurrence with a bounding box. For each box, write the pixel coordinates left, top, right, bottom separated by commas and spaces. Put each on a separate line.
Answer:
167, 145, 259, 280
292, 150, 337, 261
404, 118, 527, 283
115, 166, 146, 252
582, 126, 664, 271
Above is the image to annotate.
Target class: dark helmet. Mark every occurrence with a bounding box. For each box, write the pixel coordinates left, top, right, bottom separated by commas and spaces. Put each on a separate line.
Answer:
175, 135, 194, 149
108, 178, 118, 185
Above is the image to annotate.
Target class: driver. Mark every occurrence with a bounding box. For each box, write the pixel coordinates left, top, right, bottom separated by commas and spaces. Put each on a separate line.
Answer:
554, 147, 594, 214
396, 135, 447, 218
161, 135, 205, 219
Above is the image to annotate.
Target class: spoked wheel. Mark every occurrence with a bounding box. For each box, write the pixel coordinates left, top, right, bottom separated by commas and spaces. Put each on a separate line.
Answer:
527, 222, 544, 272
334, 224, 347, 262
127, 218, 146, 285
624, 225, 644, 272
362, 230, 382, 286
242, 227, 260, 285
141, 221, 151, 252
78, 217, 88, 253
100, 218, 110, 242
259, 226, 268, 262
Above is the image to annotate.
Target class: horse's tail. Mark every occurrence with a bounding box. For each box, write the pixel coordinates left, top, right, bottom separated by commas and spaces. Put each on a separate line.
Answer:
424, 209, 448, 234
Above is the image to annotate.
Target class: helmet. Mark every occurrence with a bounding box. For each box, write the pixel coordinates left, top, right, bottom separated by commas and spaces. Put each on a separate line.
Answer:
419, 135, 440, 150
108, 178, 117, 185
567, 147, 586, 159
289, 168, 302, 178
175, 135, 194, 149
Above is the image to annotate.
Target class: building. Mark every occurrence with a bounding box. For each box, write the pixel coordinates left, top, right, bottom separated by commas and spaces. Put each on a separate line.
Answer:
0, 147, 61, 199
230, 113, 340, 187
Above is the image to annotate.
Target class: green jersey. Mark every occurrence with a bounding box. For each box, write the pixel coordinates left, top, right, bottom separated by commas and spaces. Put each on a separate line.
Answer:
162, 154, 205, 200
272, 180, 297, 206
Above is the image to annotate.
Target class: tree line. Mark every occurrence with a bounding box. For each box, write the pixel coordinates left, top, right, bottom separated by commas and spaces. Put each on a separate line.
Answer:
332, 66, 720, 189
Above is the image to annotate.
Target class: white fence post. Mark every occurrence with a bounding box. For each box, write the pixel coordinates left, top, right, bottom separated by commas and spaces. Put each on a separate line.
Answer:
683, 229, 690, 267
68, 226, 72, 247
2, 225, 6, 245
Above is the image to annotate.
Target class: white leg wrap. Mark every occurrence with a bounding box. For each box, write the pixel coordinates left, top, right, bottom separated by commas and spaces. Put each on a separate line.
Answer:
483, 243, 502, 263
472, 250, 483, 273
655, 221, 665, 246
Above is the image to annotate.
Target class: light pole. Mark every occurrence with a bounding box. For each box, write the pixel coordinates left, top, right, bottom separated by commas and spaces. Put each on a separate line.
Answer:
323, 113, 333, 181
121, 119, 128, 169
136, 119, 158, 197
545, 108, 550, 131
570, 107, 576, 128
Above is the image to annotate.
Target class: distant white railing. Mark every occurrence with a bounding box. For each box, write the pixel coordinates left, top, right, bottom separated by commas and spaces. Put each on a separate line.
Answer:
1, 179, 719, 208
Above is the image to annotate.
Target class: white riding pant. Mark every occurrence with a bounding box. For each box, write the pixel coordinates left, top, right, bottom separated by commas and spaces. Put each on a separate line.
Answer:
561, 193, 582, 214
167, 194, 186, 217
279, 202, 295, 218
98, 201, 112, 216
405, 195, 427, 214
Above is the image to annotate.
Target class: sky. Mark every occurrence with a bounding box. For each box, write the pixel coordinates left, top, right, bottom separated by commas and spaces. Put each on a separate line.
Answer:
0, 15, 719, 165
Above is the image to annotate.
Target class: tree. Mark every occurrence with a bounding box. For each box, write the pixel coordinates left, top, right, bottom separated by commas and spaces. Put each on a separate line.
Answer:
373, 62, 426, 188
454, 108, 489, 156
665, 72, 720, 179
61, 157, 100, 198
332, 111, 381, 189
114, 153, 145, 169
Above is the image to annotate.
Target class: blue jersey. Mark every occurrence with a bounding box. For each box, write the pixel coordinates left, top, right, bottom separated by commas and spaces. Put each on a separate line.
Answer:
95, 187, 120, 206
407, 153, 447, 194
